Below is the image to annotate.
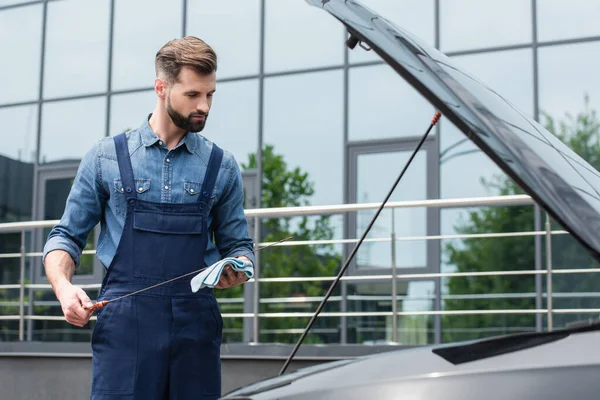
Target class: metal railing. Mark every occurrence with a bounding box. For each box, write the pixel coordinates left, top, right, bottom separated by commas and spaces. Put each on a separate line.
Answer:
0, 194, 596, 344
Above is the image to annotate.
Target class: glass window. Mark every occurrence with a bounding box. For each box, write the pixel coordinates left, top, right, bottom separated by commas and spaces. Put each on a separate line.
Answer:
0, 104, 38, 163
537, 0, 600, 42
186, 0, 260, 79
440, 122, 506, 199
346, 280, 435, 344
451, 49, 534, 118
440, 0, 531, 52
538, 42, 600, 121
112, 0, 182, 91
263, 70, 344, 206
200, 79, 259, 168
0, 4, 42, 104
43, 0, 110, 98
349, 64, 436, 141
0, 105, 36, 223
40, 97, 107, 164
0, 1, 35, 6
109, 90, 156, 136
349, 0, 435, 64
355, 150, 428, 269
264, 0, 344, 73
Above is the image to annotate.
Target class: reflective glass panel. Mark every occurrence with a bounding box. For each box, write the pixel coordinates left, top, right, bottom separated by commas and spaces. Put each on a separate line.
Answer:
349, 64, 435, 141
538, 42, 600, 120
354, 150, 427, 269
440, 0, 531, 52
0, 4, 42, 104
112, 0, 182, 90
263, 70, 344, 206
201, 79, 259, 169
109, 90, 156, 136
265, 0, 344, 73
537, 0, 600, 42
40, 97, 107, 164
0, 104, 38, 163
44, 0, 110, 98
186, 0, 260, 78
0, 105, 37, 223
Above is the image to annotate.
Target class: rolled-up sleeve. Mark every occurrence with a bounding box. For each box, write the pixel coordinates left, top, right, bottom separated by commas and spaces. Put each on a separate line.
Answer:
42, 142, 106, 269
212, 158, 256, 266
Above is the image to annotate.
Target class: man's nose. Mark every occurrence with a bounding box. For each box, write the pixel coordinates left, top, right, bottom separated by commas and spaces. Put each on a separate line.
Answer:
196, 98, 210, 114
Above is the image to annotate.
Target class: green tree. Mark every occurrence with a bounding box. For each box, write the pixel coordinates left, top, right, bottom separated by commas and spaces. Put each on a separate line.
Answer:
239, 144, 342, 344
443, 96, 600, 343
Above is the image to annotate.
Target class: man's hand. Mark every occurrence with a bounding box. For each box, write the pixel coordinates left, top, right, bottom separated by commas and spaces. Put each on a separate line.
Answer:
215, 256, 252, 289
56, 281, 94, 327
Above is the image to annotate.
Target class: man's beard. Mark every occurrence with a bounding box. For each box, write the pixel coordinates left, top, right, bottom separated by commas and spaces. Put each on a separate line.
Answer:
166, 97, 207, 133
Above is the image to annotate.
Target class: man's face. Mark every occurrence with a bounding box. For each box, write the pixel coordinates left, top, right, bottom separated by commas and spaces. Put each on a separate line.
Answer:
164, 67, 216, 133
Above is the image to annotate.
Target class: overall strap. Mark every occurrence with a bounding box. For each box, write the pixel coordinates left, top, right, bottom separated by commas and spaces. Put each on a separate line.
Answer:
114, 132, 137, 200
198, 143, 223, 211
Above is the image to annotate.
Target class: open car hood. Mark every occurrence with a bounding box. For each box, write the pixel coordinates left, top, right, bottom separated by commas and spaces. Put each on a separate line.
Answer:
307, 0, 600, 261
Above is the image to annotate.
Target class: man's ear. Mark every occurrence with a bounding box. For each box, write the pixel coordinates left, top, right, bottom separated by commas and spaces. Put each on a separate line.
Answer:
155, 78, 167, 99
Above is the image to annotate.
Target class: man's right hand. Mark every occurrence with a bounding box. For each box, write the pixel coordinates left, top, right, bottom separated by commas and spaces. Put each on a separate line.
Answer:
56, 282, 94, 327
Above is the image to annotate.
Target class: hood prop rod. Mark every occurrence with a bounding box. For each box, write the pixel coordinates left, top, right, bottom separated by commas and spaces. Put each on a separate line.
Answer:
279, 111, 442, 376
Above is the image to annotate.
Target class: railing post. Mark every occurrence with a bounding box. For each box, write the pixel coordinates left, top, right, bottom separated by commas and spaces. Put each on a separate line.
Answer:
545, 213, 553, 332
253, 215, 260, 343
391, 209, 398, 344
18, 229, 26, 341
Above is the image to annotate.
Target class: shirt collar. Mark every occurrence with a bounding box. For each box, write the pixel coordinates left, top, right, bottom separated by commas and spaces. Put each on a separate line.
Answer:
139, 114, 196, 154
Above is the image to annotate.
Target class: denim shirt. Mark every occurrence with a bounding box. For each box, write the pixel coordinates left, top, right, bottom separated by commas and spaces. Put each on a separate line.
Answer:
42, 116, 255, 270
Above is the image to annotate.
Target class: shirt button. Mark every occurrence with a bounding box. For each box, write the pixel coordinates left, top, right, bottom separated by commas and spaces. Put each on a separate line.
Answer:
166, 158, 171, 163
158, 140, 163, 146
190, 189, 195, 193
164, 185, 169, 190
138, 187, 143, 192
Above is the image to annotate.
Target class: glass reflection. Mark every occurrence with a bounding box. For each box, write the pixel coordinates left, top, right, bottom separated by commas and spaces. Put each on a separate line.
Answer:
112, 0, 182, 90
40, 97, 107, 164
201, 79, 259, 168
186, 0, 260, 78
0, 4, 42, 104
538, 42, 600, 120
109, 90, 156, 135
44, 0, 109, 98
349, 64, 435, 141
355, 150, 427, 269
263, 70, 343, 206
265, 0, 344, 73
440, 0, 531, 51
537, 0, 600, 42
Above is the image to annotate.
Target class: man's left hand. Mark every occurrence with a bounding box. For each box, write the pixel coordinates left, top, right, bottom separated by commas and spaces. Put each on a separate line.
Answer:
215, 256, 252, 289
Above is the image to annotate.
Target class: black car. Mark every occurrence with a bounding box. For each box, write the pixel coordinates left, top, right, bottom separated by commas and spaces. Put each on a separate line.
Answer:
223, 0, 600, 398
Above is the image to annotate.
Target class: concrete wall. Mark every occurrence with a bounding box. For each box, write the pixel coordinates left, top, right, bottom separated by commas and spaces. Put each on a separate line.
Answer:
0, 356, 323, 399
0, 342, 408, 399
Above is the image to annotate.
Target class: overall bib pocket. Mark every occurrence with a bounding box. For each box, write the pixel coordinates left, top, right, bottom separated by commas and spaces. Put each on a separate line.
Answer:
132, 209, 205, 280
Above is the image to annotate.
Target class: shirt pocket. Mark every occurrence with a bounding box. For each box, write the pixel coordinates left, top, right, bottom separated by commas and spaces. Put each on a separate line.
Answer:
113, 179, 151, 217
184, 181, 217, 206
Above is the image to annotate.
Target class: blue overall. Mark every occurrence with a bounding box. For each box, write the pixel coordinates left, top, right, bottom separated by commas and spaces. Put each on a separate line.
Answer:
90, 133, 224, 399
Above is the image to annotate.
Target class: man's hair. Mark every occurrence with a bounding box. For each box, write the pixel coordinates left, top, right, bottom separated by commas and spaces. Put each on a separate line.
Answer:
155, 36, 217, 84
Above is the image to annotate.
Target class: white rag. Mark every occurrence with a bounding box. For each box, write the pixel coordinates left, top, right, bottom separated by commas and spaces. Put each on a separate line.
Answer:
190, 257, 254, 292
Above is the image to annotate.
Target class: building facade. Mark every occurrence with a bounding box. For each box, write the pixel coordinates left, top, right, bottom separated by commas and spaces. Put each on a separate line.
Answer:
1, 0, 599, 346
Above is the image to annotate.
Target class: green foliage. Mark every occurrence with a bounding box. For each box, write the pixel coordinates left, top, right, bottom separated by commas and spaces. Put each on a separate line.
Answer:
443, 96, 600, 342
214, 145, 341, 343
235, 145, 341, 344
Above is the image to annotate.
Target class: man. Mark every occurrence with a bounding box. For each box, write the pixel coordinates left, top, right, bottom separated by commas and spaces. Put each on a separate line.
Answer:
42, 36, 255, 399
